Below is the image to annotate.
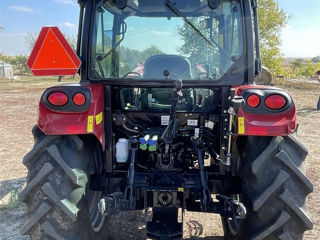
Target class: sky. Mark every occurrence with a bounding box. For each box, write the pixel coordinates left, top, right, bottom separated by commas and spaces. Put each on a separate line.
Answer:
0, 0, 320, 58
0, 0, 79, 55
278, 0, 320, 58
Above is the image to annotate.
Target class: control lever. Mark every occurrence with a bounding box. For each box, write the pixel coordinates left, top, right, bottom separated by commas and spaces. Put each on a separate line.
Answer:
161, 79, 183, 146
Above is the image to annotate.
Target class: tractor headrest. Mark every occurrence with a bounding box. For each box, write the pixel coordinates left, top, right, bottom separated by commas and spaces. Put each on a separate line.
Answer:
143, 54, 191, 79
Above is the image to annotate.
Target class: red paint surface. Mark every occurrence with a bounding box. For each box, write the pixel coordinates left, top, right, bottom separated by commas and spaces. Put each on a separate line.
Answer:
38, 84, 105, 149
234, 85, 297, 136
233, 84, 281, 95
27, 27, 81, 76
237, 106, 297, 136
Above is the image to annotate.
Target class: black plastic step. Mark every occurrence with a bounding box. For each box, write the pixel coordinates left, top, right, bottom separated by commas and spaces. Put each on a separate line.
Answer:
147, 207, 182, 240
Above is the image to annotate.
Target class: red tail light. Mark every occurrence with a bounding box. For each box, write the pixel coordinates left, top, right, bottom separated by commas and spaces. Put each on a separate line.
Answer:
73, 93, 86, 106
247, 94, 260, 108
48, 92, 68, 106
265, 95, 287, 110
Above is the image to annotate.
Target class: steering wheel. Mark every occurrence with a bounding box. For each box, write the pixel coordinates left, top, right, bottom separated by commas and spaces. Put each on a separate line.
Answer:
122, 71, 142, 78
197, 72, 208, 79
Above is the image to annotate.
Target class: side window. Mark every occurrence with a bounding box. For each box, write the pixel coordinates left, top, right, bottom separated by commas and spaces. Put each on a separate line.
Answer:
92, 6, 114, 78
218, 1, 243, 58
230, 2, 243, 57
96, 7, 113, 54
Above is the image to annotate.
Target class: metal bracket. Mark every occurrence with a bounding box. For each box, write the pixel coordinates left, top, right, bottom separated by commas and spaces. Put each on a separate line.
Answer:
98, 192, 130, 216
221, 89, 243, 166
216, 195, 246, 219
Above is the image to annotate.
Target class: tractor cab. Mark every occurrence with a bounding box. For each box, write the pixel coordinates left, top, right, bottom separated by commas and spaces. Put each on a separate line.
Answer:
81, 0, 255, 85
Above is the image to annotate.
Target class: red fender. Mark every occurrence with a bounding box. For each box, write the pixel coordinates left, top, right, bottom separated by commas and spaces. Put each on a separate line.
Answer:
38, 83, 105, 149
234, 85, 297, 136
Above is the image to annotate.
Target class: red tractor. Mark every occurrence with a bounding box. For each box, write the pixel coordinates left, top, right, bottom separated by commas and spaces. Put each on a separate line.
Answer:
19, 0, 313, 239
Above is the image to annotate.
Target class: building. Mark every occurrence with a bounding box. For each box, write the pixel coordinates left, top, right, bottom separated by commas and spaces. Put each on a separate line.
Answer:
0, 61, 13, 79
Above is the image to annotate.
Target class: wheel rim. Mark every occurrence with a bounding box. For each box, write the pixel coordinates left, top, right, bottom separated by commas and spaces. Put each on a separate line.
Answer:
88, 190, 106, 232
226, 194, 242, 236
227, 216, 241, 236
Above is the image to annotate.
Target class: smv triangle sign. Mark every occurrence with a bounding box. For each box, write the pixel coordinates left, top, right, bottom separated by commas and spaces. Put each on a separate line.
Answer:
27, 27, 81, 76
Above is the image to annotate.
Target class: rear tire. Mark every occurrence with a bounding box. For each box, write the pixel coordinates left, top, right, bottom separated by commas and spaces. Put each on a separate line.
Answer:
19, 126, 108, 240
223, 135, 313, 240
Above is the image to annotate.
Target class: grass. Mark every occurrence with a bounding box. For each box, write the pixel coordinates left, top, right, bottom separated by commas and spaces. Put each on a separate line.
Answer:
273, 78, 319, 90
0, 75, 80, 90
1, 74, 317, 89
0, 190, 23, 210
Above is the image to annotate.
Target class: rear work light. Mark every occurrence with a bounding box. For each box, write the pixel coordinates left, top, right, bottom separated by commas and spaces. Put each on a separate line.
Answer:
246, 94, 260, 108
48, 92, 68, 106
73, 92, 86, 106
265, 95, 287, 110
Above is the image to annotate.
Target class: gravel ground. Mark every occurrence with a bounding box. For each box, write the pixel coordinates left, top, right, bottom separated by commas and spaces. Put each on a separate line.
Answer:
0, 79, 319, 239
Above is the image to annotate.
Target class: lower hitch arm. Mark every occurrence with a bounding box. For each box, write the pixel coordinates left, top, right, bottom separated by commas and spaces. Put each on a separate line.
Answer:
194, 138, 212, 211
125, 137, 139, 209
98, 137, 139, 216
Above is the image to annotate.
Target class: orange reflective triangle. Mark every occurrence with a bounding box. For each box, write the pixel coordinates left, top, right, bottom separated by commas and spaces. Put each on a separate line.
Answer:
32, 28, 77, 70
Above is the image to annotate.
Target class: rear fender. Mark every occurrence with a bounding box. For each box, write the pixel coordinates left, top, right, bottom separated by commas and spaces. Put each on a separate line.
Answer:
37, 83, 105, 149
235, 85, 297, 136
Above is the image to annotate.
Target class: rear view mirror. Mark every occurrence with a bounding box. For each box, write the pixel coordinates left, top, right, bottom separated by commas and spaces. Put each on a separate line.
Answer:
202, 18, 212, 29
255, 66, 272, 85
113, 0, 127, 9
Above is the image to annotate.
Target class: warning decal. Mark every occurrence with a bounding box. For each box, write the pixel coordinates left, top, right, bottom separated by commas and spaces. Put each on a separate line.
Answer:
87, 116, 93, 132
238, 117, 245, 134
95, 112, 103, 125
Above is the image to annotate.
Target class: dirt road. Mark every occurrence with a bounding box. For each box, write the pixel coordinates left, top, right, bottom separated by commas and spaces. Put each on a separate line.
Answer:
0, 79, 319, 239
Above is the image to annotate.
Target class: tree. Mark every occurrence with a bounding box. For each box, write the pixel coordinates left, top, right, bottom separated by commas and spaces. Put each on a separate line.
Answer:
300, 61, 318, 77
311, 56, 320, 63
119, 45, 164, 76
258, 0, 288, 76
25, 32, 39, 52
177, 18, 213, 64
11, 55, 31, 75
0, 53, 9, 63
0, 25, 3, 31
0, 54, 31, 75
291, 59, 304, 69
175, 1, 288, 76
141, 45, 164, 60
289, 59, 304, 77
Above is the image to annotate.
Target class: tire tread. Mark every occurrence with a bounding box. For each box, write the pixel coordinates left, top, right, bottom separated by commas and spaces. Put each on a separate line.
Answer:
275, 151, 313, 193
252, 170, 289, 212
251, 211, 291, 240
19, 162, 54, 202
20, 202, 52, 235
41, 182, 79, 222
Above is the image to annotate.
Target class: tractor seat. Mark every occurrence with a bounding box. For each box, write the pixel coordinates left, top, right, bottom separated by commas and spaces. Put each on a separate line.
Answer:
143, 54, 192, 79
